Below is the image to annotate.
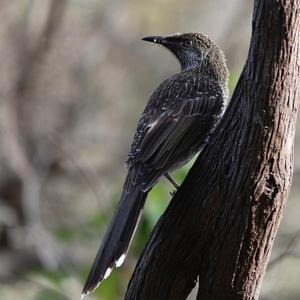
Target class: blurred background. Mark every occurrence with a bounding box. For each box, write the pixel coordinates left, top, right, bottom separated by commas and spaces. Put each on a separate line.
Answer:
0, 1, 299, 299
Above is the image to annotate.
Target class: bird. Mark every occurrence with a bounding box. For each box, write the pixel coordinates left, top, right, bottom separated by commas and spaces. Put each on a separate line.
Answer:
82, 32, 229, 296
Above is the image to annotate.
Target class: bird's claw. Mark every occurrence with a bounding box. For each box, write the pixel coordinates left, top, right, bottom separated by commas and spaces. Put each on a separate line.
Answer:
170, 189, 177, 197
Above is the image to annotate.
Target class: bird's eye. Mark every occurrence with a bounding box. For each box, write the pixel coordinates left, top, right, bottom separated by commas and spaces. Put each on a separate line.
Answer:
185, 40, 193, 46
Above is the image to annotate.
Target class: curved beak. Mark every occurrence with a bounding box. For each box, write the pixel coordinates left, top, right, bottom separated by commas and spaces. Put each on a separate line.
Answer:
142, 35, 167, 45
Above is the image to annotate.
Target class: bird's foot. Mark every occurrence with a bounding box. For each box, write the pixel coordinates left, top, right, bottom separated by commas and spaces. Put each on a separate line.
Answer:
170, 189, 177, 197
165, 173, 179, 197
164, 173, 179, 189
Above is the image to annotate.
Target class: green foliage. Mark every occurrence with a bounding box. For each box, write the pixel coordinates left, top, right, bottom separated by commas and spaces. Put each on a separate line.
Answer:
53, 226, 76, 242
29, 269, 66, 288
228, 70, 239, 94
35, 289, 68, 300
88, 212, 109, 229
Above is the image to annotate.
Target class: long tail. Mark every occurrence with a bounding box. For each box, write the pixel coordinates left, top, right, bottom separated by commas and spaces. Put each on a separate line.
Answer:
82, 174, 148, 296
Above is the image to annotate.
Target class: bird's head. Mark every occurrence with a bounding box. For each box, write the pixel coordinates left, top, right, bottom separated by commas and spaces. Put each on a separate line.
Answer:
142, 32, 228, 84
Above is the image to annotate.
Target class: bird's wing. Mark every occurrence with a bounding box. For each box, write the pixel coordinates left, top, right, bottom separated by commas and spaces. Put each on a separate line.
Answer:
127, 74, 225, 186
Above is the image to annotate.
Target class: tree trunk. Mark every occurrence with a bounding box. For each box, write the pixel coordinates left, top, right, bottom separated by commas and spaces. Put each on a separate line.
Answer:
125, 1, 300, 300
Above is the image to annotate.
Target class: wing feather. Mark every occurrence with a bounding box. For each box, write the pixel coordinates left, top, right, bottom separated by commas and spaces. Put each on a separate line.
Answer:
127, 73, 226, 188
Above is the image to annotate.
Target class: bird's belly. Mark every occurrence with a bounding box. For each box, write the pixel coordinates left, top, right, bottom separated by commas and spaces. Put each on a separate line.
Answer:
168, 142, 205, 172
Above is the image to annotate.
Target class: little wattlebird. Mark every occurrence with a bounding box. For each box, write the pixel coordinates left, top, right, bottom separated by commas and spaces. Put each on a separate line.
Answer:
82, 32, 229, 296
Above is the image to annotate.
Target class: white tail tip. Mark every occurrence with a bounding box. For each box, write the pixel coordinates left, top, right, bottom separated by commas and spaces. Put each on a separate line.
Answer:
115, 253, 126, 267
104, 267, 112, 279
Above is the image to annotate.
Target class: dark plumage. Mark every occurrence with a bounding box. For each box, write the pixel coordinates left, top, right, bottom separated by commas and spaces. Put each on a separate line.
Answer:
82, 32, 229, 297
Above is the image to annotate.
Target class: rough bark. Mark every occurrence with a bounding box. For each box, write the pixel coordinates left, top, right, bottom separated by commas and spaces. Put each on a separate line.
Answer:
125, 1, 300, 300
